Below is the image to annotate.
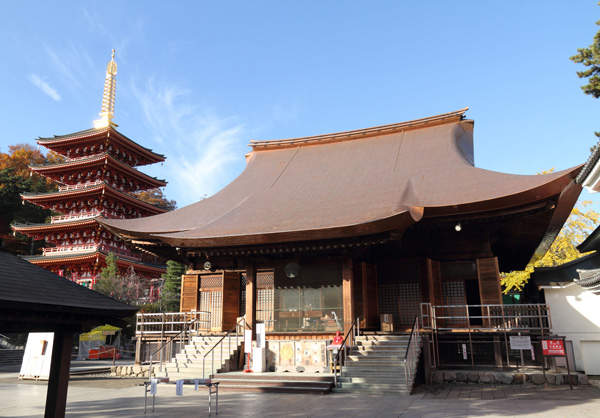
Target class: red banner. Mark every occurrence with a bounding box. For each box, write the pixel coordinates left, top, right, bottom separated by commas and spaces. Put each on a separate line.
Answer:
541, 339, 565, 356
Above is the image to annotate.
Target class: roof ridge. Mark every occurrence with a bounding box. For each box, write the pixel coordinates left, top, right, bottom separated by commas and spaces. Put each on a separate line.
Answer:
249, 107, 468, 149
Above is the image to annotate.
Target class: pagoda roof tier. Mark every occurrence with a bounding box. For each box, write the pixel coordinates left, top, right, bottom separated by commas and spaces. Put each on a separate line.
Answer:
12, 218, 100, 235
20, 249, 166, 274
30, 152, 167, 190
36, 126, 165, 167
100, 108, 582, 271
21, 181, 169, 216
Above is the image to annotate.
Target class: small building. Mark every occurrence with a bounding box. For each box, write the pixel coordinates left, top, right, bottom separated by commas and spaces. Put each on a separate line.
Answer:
12, 51, 167, 291
102, 108, 582, 370
0, 248, 138, 417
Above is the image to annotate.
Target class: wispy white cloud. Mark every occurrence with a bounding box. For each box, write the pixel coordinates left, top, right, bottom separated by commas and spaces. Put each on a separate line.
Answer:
44, 44, 81, 88
132, 78, 245, 207
28, 74, 61, 101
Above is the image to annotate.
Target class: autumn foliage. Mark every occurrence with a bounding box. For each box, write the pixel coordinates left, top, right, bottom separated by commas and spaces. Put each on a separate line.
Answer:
501, 201, 600, 293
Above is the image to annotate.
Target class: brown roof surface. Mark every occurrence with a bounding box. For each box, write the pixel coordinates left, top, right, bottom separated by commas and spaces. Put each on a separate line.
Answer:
101, 109, 582, 248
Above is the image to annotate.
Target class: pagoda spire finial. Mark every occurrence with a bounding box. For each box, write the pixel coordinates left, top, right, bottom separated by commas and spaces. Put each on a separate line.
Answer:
94, 49, 118, 129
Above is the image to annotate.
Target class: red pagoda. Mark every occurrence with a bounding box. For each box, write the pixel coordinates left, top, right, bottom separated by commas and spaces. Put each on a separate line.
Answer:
13, 50, 168, 290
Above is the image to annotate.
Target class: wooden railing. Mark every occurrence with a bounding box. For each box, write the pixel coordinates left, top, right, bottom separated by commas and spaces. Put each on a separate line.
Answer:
51, 211, 102, 223
58, 180, 103, 191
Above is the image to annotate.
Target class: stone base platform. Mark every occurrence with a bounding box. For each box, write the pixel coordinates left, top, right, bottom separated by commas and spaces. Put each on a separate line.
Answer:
431, 369, 588, 386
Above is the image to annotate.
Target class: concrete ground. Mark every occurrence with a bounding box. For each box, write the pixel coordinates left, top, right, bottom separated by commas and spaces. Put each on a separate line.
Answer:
1, 363, 599, 417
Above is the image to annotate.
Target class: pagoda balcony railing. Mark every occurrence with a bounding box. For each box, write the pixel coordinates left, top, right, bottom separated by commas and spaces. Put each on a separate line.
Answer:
43, 244, 140, 260
66, 153, 105, 162
58, 180, 103, 192
51, 211, 102, 223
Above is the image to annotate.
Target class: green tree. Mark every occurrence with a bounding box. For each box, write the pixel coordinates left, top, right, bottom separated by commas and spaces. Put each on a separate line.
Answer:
571, 8, 600, 145
571, 14, 600, 99
501, 201, 599, 293
95, 253, 142, 304
160, 260, 187, 312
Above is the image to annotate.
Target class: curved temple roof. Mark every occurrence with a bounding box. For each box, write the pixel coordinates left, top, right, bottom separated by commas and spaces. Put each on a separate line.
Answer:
101, 108, 582, 249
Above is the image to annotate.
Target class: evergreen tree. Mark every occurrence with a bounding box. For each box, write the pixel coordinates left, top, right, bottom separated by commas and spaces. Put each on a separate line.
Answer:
571, 10, 600, 145
160, 260, 187, 312
95, 253, 142, 305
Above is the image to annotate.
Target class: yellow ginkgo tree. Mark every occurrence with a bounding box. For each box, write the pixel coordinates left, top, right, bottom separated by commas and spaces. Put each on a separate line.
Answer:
501, 201, 600, 293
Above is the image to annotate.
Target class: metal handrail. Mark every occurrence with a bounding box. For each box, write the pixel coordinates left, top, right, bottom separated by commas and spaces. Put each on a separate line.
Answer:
136, 311, 211, 336
420, 303, 552, 332
421, 303, 552, 369
146, 315, 202, 384
202, 317, 247, 379
403, 314, 420, 392
333, 317, 360, 387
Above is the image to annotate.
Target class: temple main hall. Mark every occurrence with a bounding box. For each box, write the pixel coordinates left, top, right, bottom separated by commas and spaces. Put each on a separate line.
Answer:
103, 107, 580, 327
102, 107, 582, 375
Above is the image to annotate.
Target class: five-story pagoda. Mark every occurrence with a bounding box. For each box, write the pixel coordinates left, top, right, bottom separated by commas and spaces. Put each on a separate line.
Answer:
12, 50, 168, 289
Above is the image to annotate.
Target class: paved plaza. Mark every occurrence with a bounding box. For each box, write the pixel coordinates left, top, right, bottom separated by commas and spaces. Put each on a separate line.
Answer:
1, 364, 599, 418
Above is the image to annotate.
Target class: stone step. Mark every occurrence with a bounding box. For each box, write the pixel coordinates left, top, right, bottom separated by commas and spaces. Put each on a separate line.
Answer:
211, 373, 334, 394
332, 385, 409, 395
338, 376, 408, 384
216, 385, 331, 395
347, 355, 406, 361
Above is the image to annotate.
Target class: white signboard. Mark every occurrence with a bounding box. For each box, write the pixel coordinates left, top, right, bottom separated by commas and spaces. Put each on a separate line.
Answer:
256, 323, 266, 349
509, 336, 532, 350
19, 332, 54, 380
244, 329, 253, 354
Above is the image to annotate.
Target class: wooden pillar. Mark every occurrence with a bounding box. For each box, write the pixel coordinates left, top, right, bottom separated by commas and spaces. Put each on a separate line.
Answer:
342, 255, 354, 336
245, 259, 257, 337
45, 331, 74, 418
426, 259, 443, 306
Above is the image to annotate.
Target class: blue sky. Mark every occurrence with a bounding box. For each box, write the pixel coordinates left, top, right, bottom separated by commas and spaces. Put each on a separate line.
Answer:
2, 1, 600, 208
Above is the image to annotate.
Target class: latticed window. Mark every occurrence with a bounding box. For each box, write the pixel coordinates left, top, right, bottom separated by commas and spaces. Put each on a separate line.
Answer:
442, 281, 467, 327
200, 274, 223, 329
398, 282, 421, 325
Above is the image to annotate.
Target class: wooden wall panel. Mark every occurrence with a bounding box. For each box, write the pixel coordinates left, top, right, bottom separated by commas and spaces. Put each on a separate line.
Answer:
362, 262, 379, 329
180, 274, 199, 312
222, 272, 241, 331
477, 257, 502, 305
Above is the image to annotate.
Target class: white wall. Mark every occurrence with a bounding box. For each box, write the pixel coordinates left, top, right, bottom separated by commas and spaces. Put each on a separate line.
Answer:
544, 285, 600, 373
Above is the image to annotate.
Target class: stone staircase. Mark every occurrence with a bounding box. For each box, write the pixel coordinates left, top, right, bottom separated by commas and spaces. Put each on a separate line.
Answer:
0, 349, 25, 366
333, 333, 421, 394
156, 333, 242, 381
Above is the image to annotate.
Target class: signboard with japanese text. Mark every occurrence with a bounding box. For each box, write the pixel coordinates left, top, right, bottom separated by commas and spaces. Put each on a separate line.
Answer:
509, 335, 532, 350
256, 323, 265, 348
541, 339, 565, 356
